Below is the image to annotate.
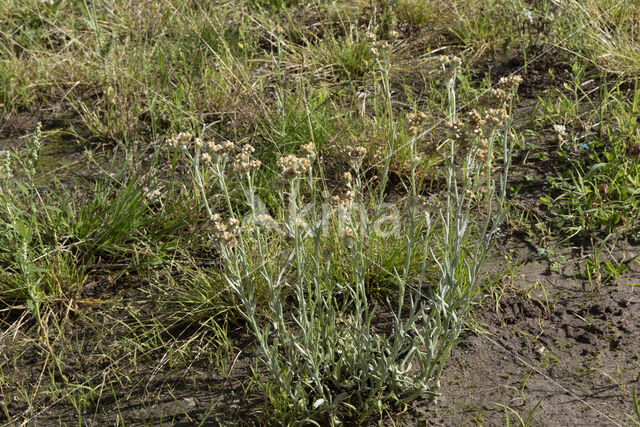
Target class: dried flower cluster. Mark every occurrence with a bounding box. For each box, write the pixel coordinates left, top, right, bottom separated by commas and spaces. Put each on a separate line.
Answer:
298, 142, 316, 160
211, 213, 239, 245
253, 214, 277, 229
234, 144, 262, 172
277, 154, 311, 180
168, 132, 235, 158
273, 143, 315, 180
168, 132, 261, 173
406, 111, 429, 135
367, 32, 392, 56
348, 145, 367, 159
338, 143, 368, 170
166, 131, 194, 148
446, 75, 523, 162
490, 88, 511, 104
445, 119, 465, 141
330, 194, 351, 209
342, 171, 352, 185
498, 75, 524, 90
438, 55, 462, 77
486, 108, 509, 125
210, 140, 235, 153
488, 75, 523, 105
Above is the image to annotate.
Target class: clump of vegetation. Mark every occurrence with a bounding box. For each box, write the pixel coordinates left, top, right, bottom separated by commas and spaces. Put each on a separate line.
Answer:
537, 67, 640, 240
167, 59, 520, 421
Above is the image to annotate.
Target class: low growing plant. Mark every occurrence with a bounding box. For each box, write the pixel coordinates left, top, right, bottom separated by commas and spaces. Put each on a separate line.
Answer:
169, 60, 520, 422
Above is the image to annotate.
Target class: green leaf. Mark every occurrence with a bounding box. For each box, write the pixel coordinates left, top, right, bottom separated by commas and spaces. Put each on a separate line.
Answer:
15, 181, 30, 195
585, 163, 608, 179
42, 205, 63, 214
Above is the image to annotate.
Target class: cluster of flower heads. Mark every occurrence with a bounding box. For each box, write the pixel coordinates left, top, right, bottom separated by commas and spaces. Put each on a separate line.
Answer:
276, 154, 311, 180
167, 132, 261, 172
499, 75, 524, 90
342, 171, 352, 185
447, 109, 508, 162
210, 214, 239, 245
366, 31, 398, 56
330, 194, 352, 209
445, 74, 523, 162
438, 55, 462, 77
201, 139, 234, 157
339, 143, 367, 170
325, 168, 358, 210
347, 144, 367, 159
166, 131, 194, 148
406, 111, 429, 135
488, 75, 524, 106
233, 144, 262, 173
298, 142, 316, 160
276, 143, 315, 180
253, 214, 277, 229
553, 124, 567, 144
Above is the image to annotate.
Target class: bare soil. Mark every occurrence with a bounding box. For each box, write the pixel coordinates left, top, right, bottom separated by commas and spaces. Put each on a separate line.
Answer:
405, 239, 640, 426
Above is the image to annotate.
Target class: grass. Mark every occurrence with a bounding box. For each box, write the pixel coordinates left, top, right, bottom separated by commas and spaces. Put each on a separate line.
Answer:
1, 0, 640, 424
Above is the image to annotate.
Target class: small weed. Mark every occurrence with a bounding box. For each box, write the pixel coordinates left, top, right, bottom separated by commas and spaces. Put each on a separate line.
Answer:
496, 399, 543, 427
